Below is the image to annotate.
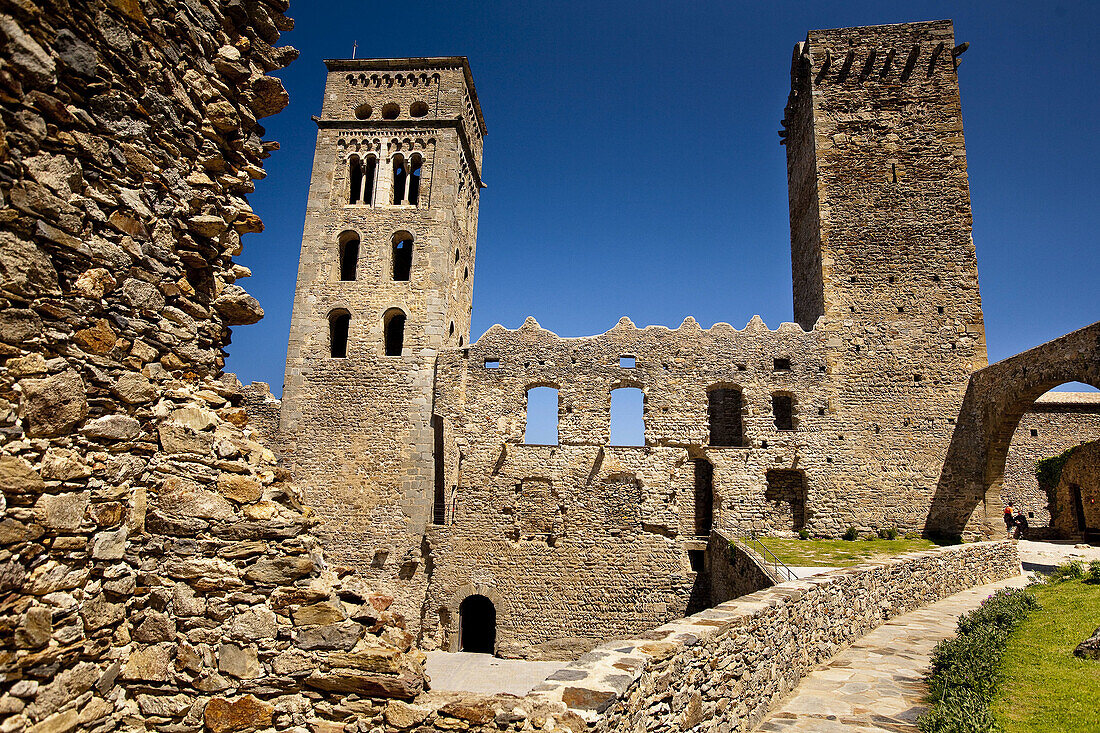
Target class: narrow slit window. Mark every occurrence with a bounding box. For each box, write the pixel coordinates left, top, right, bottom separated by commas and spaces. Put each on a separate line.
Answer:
524, 386, 559, 445
693, 459, 713, 537
383, 309, 406, 356
338, 233, 359, 281
609, 387, 644, 447
708, 387, 744, 447
773, 393, 795, 431
392, 232, 413, 281
484, 360, 500, 369
329, 311, 350, 358
348, 156, 363, 204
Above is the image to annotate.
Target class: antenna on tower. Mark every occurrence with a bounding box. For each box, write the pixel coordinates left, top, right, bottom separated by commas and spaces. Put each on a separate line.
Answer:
352, 40, 357, 59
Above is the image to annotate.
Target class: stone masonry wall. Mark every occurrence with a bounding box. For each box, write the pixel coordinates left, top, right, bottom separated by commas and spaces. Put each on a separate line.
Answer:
526, 541, 1018, 732
1050, 440, 1100, 538
0, 3, 434, 733
999, 394, 1100, 532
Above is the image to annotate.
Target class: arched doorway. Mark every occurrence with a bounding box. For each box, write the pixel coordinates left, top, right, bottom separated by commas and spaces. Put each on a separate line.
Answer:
459, 595, 496, 654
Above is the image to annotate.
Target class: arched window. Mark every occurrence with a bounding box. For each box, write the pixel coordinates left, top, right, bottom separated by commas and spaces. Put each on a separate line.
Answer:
610, 387, 644, 446
361, 154, 377, 205
329, 310, 350, 358
773, 392, 795, 431
338, 232, 359, 281
348, 155, 362, 204
524, 386, 559, 445
392, 232, 413, 281
383, 308, 406, 356
392, 154, 407, 205
708, 386, 745, 447
408, 153, 423, 205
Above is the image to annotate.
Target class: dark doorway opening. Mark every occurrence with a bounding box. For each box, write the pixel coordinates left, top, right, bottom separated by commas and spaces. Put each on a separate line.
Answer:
432, 415, 445, 525
459, 595, 495, 654
693, 459, 713, 537
1071, 484, 1087, 532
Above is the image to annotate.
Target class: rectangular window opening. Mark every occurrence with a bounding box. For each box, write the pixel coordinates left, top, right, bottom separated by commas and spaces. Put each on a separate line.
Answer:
688, 549, 705, 573
773, 358, 791, 372
619, 356, 636, 368
484, 360, 500, 369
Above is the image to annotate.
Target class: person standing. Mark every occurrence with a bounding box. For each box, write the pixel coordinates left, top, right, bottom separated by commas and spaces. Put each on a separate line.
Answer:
1014, 511, 1029, 540
1004, 504, 1015, 538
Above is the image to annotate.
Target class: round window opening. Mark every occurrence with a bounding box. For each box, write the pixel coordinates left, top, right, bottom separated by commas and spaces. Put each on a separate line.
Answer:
381, 103, 400, 120
410, 101, 429, 118
354, 103, 372, 120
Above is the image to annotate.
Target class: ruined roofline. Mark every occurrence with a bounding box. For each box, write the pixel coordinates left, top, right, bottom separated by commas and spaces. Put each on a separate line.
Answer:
324, 56, 486, 136
805, 18, 952, 36
462, 314, 821, 349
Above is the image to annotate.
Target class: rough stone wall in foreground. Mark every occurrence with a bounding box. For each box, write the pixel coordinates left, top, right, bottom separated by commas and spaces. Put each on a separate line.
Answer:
0, 3, 432, 732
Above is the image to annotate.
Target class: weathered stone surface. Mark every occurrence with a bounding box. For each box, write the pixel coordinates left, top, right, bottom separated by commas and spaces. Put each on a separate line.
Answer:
228, 607, 277, 641
439, 699, 496, 724
34, 491, 89, 531
90, 526, 127, 560
112, 372, 156, 403
218, 643, 261, 679
204, 695, 274, 733
73, 319, 117, 354
120, 645, 172, 682
292, 600, 345, 627
1074, 625, 1100, 660
217, 473, 263, 503
214, 285, 264, 326
303, 667, 422, 699
81, 414, 140, 441
385, 700, 433, 728
158, 478, 234, 520
0, 231, 60, 299
14, 607, 52, 648
0, 456, 45, 493
21, 370, 88, 437
294, 621, 361, 651
245, 555, 316, 584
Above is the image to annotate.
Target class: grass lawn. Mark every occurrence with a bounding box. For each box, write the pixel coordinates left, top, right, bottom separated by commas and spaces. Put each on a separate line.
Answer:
991, 578, 1100, 732
755, 537, 942, 567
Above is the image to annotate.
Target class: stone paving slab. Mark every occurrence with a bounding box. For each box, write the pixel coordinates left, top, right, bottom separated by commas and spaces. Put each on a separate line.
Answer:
755, 574, 1027, 732
425, 651, 570, 696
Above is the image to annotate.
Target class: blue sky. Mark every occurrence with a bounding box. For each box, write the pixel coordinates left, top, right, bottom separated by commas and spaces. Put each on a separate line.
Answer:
228, 0, 1099, 396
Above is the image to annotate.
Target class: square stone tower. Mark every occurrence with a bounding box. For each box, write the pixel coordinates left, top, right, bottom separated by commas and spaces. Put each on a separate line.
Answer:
279, 58, 484, 614
785, 21, 990, 530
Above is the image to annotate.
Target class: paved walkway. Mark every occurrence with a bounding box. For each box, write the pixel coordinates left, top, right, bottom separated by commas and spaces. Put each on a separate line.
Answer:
424, 651, 569, 696
756, 574, 1027, 732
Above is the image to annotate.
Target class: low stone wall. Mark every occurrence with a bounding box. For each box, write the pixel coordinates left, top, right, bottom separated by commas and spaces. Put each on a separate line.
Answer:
706, 531, 776, 605
523, 541, 1018, 731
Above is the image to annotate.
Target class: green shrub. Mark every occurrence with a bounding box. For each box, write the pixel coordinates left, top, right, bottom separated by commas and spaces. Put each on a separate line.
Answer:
797, 528, 810, 540
878, 527, 900, 540
842, 526, 859, 541
1034, 447, 1077, 492
918, 587, 1038, 733
1087, 560, 1100, 585
1047, 560, 1085, 584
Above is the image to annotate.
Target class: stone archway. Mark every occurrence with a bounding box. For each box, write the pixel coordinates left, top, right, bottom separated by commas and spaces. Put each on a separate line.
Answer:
929, 321, 1100, 538
444, 583, 508, 653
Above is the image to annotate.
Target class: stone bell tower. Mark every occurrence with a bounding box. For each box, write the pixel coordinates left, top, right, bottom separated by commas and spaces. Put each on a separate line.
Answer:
279, 58, 485, 619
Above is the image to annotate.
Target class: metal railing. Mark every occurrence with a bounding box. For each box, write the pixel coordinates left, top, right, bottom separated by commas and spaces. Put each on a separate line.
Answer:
745, 534, 798, 583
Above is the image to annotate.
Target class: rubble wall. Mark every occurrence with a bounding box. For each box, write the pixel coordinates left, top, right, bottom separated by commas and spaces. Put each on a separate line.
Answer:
0, 3, 431, 732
